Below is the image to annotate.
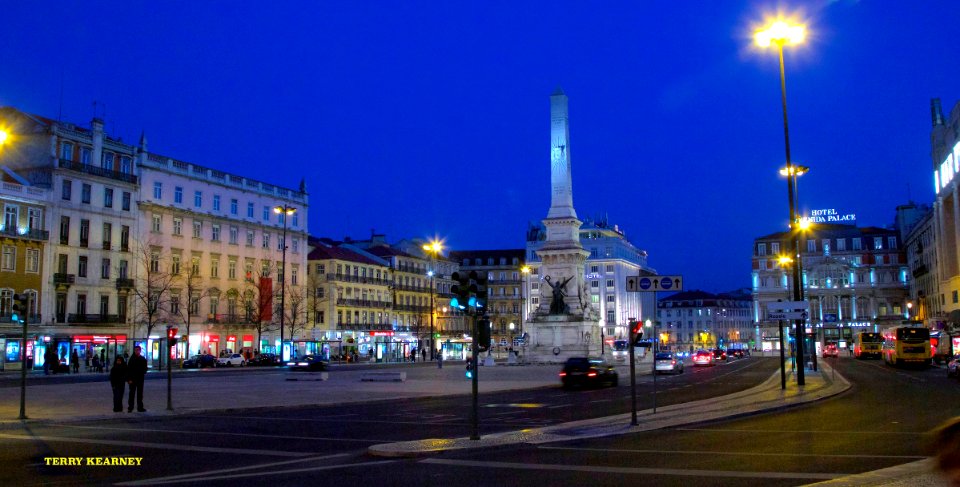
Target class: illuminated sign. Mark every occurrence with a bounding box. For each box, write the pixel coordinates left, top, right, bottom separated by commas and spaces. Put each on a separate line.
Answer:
809, 208, 855, 224
370, 331, 395, 336
935, 141, 960, 194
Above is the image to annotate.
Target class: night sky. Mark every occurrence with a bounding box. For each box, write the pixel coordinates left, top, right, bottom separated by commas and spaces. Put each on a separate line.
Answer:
2, 1, 958, 293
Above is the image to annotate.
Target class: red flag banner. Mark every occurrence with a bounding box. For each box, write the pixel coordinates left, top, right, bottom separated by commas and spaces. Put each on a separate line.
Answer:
259, 277, 273, 322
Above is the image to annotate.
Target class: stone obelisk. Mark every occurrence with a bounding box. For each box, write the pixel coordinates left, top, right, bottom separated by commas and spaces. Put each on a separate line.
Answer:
528, 88, 601, 362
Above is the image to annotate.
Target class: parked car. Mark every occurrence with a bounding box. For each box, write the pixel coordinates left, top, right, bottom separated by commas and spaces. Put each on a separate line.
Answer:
249, 353, 281, 366
693, 350, 715, 367
560, 357, 619, 389
183, 354, 217, 369
947, 355, 960, 378
217, 353, 246, 367
287, 355, 328, 372
823, 344, 840, 357
654, 352, 684, 375
712, 349, 727, 362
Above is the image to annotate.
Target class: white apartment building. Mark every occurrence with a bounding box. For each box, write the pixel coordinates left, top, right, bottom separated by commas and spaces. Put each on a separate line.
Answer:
136, 142, 308, 359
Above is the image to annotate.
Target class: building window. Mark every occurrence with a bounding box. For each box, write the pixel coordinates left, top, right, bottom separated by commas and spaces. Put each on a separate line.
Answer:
606, 295, 615, 303
263, 206, 269, 221
246, 230, 255, 246
954, 291, 958, 304
61, 142, 73, 161
291, 267, 298, 286
153, 182, 162, 199
25, 248, 39, 273
121, 225, 130, 251
247, 202, 254, 218
836, 239, 846, 251
277, 236, 284, 251
60, 216, 70, 245
211, 258, 219, 278
78, 255, 87, 277
173, 218, 182, 236
172, 255, 181, 275
101, 258, 111, 279
213, 195, 221, 211
263, 233, 271, 249
230, 199, 238, 215
194, 191, 202, 208
229, 226, 238, 244
191, 256, 201, 276
888, 236, 897, 250
102, 152, 114, 170
193, 221, 202, 238
174, 186, 183, 204
757, 243, 767, 256
807, 240, 816, 252
102, 223, 112, 250
122, 191, 131, 211
1, 245, 14, 271
211, 224, 221, 241
80, 147, 91, 164
852, 238, 862, 251
3, 204, 17, 229
292, 239, 300, 253
292, 213, 299, 227
771, 242, 780, 254
590, 280, 599, 289
79, 219, 89, 247
81, 183, 91, 204
606, 279, 614, 288
874, 237, 883, 250
61, 179, 72, 200
150, 252, 159, 273
152, 214, 161, 233
228, 260, 237, 280
104, 187, 114, 208
120, 156, 131, 174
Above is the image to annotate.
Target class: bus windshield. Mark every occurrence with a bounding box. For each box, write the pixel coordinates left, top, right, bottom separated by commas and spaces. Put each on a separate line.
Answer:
896, 327, 930, 342
859, 332, 882, 343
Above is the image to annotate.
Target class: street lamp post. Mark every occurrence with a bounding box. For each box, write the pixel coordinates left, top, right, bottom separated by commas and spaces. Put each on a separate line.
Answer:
273, 205, 297, 361
756, 19, 807, 385
520, 265, 530, 356
423, 240, 443, 360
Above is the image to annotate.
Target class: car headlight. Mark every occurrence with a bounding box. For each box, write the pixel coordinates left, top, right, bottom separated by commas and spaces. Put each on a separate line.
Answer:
286, 362, 295, 366
297, 362, 308, 366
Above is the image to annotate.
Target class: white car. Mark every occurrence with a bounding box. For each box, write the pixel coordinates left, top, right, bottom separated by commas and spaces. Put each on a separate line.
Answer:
217, 353, 246, 367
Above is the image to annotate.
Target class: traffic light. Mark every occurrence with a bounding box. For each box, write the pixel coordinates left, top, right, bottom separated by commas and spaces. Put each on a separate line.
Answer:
631, 320, 644, 346
11, 293, 29, 324
473, 272, 488, 310
167, 326, 179, 346
476, 317, 491, 352
450, 271, 476, 310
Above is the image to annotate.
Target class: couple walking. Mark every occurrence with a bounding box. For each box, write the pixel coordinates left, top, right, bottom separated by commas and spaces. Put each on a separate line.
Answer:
109, 346, 148, 412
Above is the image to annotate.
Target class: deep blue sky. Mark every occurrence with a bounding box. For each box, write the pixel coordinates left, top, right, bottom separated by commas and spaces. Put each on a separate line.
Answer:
2, 1, 958, 293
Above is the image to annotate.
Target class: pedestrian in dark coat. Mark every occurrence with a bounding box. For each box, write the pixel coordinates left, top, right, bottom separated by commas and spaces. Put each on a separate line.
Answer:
126, 346, 148, 412
109, 357, 127, 412
70, 349, 80, 374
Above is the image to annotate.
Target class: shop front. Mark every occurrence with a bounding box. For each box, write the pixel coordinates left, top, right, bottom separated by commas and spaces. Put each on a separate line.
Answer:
72, 335, 128, 371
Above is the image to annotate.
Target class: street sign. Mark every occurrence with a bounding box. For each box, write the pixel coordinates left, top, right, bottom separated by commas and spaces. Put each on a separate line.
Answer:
767, 311, 809, 320
627, 275, 683, 292
767, 300, 809, 312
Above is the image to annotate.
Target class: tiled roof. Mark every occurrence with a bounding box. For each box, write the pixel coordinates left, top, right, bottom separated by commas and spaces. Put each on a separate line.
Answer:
308, 244, 384, 266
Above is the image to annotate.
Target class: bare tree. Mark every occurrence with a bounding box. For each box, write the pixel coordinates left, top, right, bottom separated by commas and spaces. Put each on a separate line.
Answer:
244, 262, 277, 352
130, 239, 177, 342
169, 257, 211, 356
285, 284, 308, 343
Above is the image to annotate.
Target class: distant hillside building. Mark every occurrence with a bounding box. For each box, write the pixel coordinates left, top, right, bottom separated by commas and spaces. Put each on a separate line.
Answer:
656, 289, 754, 351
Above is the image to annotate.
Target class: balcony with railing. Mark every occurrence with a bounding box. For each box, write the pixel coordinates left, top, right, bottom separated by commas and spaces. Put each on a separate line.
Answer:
0, 226, 49, 242
335, 323, 411, 332
0, 314, 41, 324
54, 273, 76, 285
394, 304, 431, 313
336, 298, 392, 309
66, 314, 122, 324
325, 273, 391, 286
115, 278, 134, 290
393, 283, 429, 293
58, 159, 138, 184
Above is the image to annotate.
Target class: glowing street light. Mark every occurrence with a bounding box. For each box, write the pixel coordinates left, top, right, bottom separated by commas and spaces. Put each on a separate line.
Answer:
273, 204, 297, 361
755, 16, 810, 385
423, 239, 443, 360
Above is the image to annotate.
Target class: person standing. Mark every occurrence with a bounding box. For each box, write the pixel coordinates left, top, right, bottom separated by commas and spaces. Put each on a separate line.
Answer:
126, 345, 148, 412
109, 356, 127, 412
70, 349, 80, 374
422, 348, 426, 362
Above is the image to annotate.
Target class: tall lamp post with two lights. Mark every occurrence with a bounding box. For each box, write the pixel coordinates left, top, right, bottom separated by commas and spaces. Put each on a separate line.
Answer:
422, 240, 443, 360
274, 204, 297, 361
755, 18, 807, 385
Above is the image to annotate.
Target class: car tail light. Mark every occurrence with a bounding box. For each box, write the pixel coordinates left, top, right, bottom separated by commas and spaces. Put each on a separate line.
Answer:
587, 371, 598, 377
559, 372, 567, 377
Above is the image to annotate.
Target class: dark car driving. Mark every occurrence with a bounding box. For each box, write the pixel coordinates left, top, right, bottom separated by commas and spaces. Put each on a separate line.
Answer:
712, 349, 727, 362
287, 355, 328, 372
560, 357, 618, 389
249, 353, 281, 366
182, 354, 217, 369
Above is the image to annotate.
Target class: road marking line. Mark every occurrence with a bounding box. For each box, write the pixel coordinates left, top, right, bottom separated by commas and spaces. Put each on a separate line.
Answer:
537, 446, 926, 459
120, 460, 397, 485
51, 424, 385, 443
0, 432, 309, 457
115, 453, 350, 485
418, 458, 841, 480
676, 427, 928, 435
547, 404, 572, 409
191, 415, 459, 426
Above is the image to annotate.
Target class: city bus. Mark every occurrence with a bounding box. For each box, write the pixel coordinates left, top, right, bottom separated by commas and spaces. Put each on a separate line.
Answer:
853, 332, 883, 359
881, 326, 932, 367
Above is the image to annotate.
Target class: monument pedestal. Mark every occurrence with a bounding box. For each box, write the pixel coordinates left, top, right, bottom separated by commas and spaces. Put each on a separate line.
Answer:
527, 314, 601, 363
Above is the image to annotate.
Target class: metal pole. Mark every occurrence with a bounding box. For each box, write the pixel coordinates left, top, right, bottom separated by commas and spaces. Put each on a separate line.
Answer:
429, 271, 435, 361
778, 42, 804, 386
629, 319, 637, 425
652, 301, 658, 414
778, 319, 786, 390
18, 294, 31, 420
167, 330, 173, 411
279, 211, 288, 360
470, 311, 480, 440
